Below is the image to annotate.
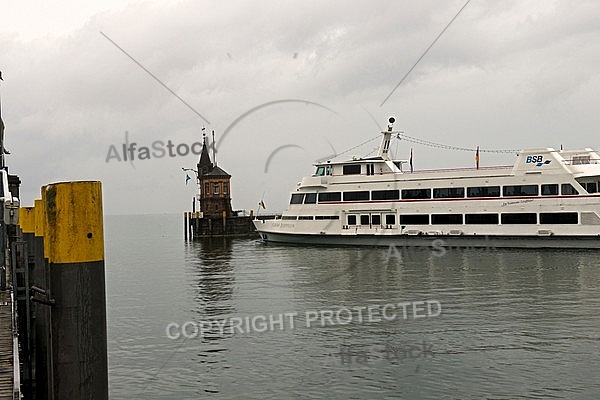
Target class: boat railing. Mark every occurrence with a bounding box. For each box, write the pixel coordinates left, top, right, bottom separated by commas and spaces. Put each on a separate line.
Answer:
409, 165, 513, 174
327, 165, 513, 177
562, 158, 600, 165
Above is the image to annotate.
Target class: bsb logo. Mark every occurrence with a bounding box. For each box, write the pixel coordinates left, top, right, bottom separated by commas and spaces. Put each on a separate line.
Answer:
525, 155, 552, 167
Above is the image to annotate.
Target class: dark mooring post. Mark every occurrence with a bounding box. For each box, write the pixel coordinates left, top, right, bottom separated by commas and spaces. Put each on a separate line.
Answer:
184, 212, 188, 240
43, 181, 108, 400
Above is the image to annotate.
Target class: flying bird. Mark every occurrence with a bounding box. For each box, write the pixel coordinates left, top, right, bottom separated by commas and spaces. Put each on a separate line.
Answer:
0, 70, 3, 80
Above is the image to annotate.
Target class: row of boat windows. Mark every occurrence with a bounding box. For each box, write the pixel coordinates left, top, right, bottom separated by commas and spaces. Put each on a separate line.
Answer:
290, 184, 583, 204
315, 164, 386, 176
341, 164, 385, 175
282, 212, 579, 225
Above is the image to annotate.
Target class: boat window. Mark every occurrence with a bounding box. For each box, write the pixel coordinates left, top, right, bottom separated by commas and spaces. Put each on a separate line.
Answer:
385, 214, 396, 225
372, 190, 400, 201
467, 186, 500, 198
431, 214, 463, 224
343, 191, 370, 201
290, 193, 304, 204
360, 215, 370, 225
371, 214, 381, 225
342, 164, 362, 175
315, 166, 326, 176
401, 189, 431, 200
282, 216, 297, 220
298, 216, 313, 220
572, 155, 591, 165
561, 184, 579, 195
541, 184, 558, 196
347, 215, 357, 225
304, 193, 317, 204
433, 188, 464, 198
315, 215, 340, 220
318, 192, 341, 202
540, 212, 578, 224
585, 182, 598, 193
465, 213, 499, 224
366, 163, 375, 176
501, 213, 537, 224
503, 185, 539, 197
400, 214, 429, 225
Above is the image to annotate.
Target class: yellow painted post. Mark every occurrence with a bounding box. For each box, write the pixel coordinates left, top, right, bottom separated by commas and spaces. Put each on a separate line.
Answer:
43, 181, 107, 400
43, 182, 104, 264
34, 199, 45, 238
18, 207, 35, 234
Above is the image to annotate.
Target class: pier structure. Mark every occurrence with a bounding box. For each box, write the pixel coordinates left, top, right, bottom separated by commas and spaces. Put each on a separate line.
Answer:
185, 133, 256, 238
0, 167, 21, 400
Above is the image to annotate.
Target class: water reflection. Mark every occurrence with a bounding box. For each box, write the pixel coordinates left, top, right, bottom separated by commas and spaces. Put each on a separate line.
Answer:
183, 237, 237, 395
185, 237, 235, 316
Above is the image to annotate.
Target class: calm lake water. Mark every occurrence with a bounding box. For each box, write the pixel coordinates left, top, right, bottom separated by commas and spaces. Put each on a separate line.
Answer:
105, 214, 600, 399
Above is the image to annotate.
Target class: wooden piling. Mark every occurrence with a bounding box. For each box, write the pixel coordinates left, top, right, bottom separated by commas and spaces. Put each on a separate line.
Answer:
184, 212, 188, 240
19, 204, 53, 400
43, 181, 108, 400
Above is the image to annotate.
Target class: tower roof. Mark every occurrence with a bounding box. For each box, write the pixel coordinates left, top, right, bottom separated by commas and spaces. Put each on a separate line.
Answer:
197, 134, 213, 172
204, 165, 231, 178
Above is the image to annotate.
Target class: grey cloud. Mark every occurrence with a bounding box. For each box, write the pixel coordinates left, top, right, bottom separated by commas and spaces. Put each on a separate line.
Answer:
2, 0, 599, 214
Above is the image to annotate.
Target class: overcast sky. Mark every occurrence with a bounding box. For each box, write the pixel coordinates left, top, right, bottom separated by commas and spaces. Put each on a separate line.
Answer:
2, 0, 600, 214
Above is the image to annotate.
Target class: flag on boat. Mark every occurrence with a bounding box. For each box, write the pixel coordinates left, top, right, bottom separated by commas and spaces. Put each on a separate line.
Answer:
475, 146, 480, 170
185, 174, 191, 185
409, 148, 413, 173
259, 200, 266, 209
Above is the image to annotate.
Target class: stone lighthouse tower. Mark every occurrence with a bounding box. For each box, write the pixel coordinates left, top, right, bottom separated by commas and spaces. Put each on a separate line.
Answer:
196, 134, 233, 218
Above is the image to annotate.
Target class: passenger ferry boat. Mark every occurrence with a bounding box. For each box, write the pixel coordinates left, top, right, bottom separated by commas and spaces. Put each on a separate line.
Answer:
254, 118, 600, 248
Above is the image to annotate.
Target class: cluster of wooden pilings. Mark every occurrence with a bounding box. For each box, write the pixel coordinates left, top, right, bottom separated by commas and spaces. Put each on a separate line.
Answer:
183, 211, 200, 239
15, 181, 108, 400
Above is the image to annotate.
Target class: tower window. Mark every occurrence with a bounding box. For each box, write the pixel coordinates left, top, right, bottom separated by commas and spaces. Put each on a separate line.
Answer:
214, 183, 219, 195
204, 183, 209, 195
224, 183, 228, 195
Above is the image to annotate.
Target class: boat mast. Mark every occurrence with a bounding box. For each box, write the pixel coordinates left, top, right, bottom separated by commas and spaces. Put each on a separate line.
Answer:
377, 116, 395, 161
0, 73, 5, 170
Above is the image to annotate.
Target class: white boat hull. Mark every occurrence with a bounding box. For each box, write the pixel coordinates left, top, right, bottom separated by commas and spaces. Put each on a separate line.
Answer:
253, 225, 600, 249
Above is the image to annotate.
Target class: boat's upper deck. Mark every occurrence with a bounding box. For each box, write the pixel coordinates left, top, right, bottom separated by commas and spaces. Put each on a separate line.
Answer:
305, 145, 600, 184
